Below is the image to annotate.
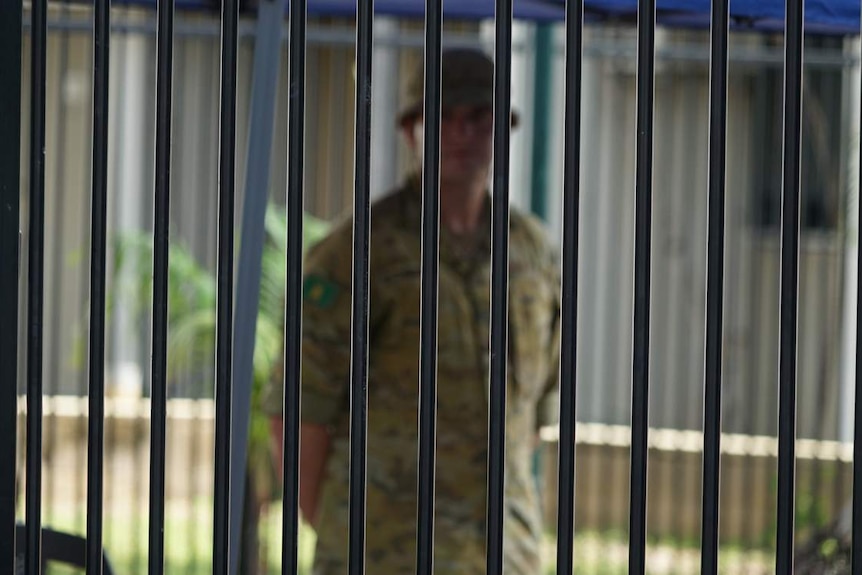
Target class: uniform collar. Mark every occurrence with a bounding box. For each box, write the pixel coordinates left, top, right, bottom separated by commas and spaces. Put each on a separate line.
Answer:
400, 174, 492, 274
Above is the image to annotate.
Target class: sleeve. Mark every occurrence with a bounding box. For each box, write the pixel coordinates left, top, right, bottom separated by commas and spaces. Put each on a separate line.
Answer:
298, 225, 357, 427
536, 245, 562, 431
260, 223, 355, 425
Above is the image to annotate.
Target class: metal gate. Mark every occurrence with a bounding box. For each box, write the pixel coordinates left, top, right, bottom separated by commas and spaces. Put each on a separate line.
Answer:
1, 0, 860, 574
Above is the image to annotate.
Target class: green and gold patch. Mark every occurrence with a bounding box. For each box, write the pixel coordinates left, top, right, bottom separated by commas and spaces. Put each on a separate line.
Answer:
303, 275, 340, 309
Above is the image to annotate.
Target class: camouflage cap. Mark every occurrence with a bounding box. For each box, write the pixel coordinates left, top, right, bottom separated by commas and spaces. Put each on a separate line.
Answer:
398, 48, 519, 128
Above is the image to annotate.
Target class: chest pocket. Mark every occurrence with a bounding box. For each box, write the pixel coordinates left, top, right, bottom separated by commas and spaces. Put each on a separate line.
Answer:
508, 269, 557, 398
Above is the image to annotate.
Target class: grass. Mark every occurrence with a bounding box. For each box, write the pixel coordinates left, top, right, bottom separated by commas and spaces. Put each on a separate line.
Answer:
29, 500, 773, 574
541, 531, 773, 574
29, 499, 315, 575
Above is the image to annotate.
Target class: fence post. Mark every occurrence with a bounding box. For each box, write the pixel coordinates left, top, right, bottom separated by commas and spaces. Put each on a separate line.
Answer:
229, 1, 287, 572
0, 1, 23, 572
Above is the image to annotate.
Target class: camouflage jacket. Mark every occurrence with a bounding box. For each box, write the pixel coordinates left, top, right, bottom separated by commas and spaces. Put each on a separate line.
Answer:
267, 178, 560, 575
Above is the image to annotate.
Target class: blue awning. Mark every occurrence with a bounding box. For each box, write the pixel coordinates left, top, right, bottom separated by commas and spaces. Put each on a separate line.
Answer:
109, 0, 566, 21
575, 0, 861, 35
108, 0, 860, 35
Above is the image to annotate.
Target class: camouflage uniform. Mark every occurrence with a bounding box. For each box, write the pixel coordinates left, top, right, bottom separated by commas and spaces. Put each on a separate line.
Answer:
266, 176, 560, 575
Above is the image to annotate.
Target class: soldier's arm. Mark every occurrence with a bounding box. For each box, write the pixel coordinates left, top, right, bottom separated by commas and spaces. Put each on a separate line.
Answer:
296, 221, 388, 524
537, 244, 562, 444
299, 422, 330, 526
268, 220, 388, 526
268, 417, 330, 527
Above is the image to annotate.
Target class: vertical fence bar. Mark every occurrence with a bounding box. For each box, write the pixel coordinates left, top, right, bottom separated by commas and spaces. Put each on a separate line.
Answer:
0, 0, 22, 571
26, 0, 48, 571
487, 0, 513, 573
775, 0, 804, 571
416, 0, 442, 573
349, 0, 373, 572
555, 0, 583, 573
700, 0, 729, 571
853, 14, 862, 570
281, 0, 307, 572
148, 0, 174, 572
213, 0, 239, 571
87, 0, 111, 571
629, 0, 656, 572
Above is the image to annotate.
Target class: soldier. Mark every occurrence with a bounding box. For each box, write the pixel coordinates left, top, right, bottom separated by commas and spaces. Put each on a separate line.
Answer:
266, 47, 561, 574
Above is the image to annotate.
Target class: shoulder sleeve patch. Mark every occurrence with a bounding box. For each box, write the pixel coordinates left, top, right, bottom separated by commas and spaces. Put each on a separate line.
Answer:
303, 275, 340, 309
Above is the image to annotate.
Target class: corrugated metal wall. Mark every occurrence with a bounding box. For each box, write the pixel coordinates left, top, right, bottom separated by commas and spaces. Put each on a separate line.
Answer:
19, 9, 855, 443
544, 26, 851, 441
19, 9, 373, 399
14, 9, 861, 571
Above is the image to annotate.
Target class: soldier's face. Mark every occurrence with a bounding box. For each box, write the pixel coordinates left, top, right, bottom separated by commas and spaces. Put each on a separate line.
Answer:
406, 104, 494, 190
439, 105, 494, 187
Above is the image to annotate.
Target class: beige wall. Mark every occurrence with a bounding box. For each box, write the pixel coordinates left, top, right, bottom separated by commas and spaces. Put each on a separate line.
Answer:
17, 397, 853, 548
540, 428, 853, 544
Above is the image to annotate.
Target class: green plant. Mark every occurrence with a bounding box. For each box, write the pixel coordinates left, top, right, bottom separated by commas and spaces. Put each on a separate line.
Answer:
111, 205, 329, 491
757, 474, 833, 549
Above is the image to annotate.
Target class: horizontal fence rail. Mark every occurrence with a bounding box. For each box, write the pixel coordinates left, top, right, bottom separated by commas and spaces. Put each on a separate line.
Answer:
5, 0, 859, 574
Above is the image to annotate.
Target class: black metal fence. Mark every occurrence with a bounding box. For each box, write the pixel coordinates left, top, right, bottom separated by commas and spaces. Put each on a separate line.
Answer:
2, 0, 862, 574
